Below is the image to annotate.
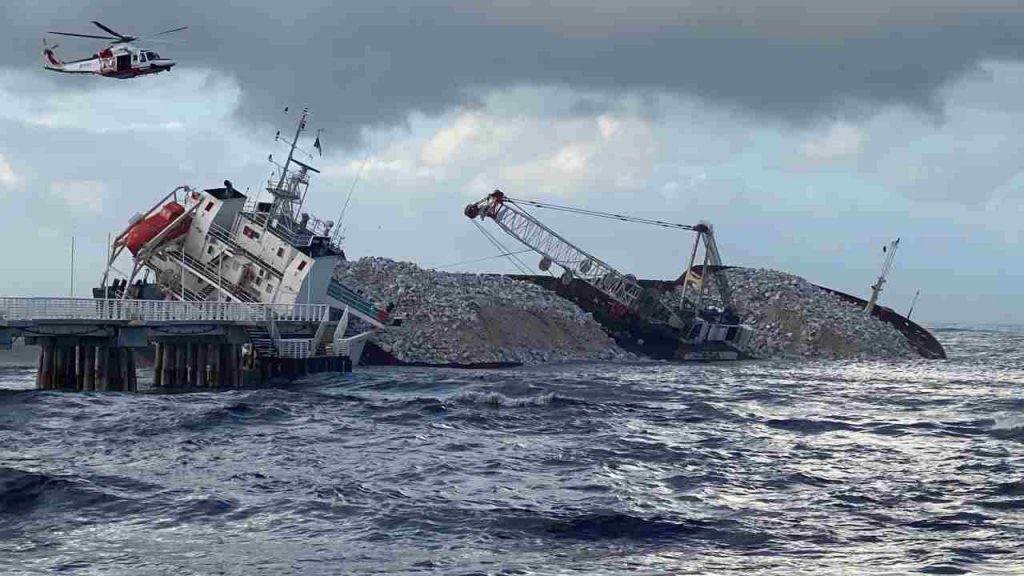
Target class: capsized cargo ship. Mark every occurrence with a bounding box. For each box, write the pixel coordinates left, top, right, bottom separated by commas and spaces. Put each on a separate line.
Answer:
98, 108, 387, 369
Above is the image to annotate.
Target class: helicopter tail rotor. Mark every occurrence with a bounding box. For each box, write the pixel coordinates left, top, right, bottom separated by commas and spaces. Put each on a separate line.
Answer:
41, 38, 63, 68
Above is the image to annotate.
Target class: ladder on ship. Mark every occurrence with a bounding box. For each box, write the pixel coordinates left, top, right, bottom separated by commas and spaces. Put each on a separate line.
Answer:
243, 325, 277, 358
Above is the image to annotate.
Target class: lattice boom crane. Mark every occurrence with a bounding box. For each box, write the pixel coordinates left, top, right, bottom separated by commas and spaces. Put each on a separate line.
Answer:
465, 190, 645, 314
464, 190, 739, 322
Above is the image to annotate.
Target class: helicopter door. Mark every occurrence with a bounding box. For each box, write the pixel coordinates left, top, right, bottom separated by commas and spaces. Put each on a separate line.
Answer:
116, 54, 130, 71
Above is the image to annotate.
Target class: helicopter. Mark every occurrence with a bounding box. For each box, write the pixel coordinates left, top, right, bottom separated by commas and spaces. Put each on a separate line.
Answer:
42, 21, 187, 79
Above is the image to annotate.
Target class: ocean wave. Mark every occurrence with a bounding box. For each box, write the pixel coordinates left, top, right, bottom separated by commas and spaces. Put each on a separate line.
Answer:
988, 415, 1024, 441
763, 417, 857, 434
179, 401, 300, 431
0, 467, 146, 518
526, 512, 770, 547
445, 390, 575, 408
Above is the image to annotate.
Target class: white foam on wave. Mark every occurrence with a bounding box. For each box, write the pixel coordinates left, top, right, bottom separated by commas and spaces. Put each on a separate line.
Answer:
447, 390, 559, 408
991, 414, 1024, 433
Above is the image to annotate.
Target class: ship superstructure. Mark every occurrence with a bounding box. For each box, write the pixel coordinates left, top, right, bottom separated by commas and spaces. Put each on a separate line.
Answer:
101, 108, 385, 367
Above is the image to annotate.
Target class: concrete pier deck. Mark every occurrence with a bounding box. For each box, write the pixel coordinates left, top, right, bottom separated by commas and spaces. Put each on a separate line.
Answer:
0, 297, 356, 391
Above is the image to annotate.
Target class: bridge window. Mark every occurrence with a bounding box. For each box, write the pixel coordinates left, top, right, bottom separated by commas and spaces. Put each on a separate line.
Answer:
277, 247, 285, 258
242, 226, 260, 240
205, 201, 214, 212
297, 260, 307, 271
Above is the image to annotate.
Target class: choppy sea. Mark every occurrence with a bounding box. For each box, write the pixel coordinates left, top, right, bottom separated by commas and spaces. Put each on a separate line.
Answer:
0, 325, 1022, 575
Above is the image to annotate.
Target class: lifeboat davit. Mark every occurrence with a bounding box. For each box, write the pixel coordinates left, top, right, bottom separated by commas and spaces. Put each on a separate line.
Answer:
124, 202, 192, 256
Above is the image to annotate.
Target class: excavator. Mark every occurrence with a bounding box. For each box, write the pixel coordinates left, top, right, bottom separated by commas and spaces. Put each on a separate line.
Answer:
465, 190, 753, 360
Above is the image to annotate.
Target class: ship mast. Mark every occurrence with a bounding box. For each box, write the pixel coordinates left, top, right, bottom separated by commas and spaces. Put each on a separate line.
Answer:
267, 107, 311, 221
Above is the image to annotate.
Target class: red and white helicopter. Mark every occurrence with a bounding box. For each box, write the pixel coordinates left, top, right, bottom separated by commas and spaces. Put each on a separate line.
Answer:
42, 21, 187, 79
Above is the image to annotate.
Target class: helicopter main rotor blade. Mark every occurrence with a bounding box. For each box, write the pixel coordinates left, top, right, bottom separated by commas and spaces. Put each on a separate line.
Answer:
151, 26, 188, 36
91, 20, 132, 40
48, 31, 119, 40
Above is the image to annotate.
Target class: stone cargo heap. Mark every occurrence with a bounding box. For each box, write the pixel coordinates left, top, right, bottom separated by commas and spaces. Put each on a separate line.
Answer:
670, 267, 917, 359
333, 257, 633, 365
337, 258, 921, 364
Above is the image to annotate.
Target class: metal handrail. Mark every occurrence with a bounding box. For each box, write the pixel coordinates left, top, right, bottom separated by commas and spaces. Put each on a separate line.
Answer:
276, 339, 311, 358
0, 297, 329, 323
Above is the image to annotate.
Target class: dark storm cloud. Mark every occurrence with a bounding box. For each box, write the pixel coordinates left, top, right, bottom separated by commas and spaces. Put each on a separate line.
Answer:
4, 1, 1024, 141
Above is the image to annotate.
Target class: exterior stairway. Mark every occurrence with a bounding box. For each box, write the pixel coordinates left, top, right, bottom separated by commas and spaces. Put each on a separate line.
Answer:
326, 278, 386, 328
243, 325, 277, 358
206, 220, 283, 281
161, 247, 258, 303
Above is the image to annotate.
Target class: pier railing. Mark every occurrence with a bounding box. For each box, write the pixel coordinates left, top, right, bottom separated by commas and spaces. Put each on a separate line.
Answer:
0, 298, 330, 324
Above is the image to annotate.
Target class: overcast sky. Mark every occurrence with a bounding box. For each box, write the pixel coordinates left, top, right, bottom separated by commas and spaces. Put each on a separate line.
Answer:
1, 0, 1022, 324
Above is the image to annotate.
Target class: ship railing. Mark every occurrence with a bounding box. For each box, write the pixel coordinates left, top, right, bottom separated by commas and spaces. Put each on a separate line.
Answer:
0, 297, 330, 324
237, 208, 343, 252
323, 340, 349, 357
326, 278, 382, 322
275, 339, 312, 358
159, 247, 259, 304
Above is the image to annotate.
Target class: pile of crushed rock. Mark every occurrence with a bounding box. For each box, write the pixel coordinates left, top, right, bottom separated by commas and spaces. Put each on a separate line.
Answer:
665, 267, 916, 359
333, 257, 634, 365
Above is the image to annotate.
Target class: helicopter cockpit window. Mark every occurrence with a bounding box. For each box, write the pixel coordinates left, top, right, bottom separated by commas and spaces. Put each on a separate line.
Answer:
139, 53, 147, 63
147, 52, 160, 60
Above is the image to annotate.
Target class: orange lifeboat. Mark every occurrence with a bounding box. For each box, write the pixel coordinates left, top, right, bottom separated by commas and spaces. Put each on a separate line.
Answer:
124, 202, 192, 255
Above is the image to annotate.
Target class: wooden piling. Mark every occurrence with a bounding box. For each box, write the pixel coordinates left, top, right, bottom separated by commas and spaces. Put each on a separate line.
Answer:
127, 351, 137, 392
153, 343, 163, 387
205, 346, 214, 387
111, 347, 122, 391
73, 347, 82, 390
83, 345, 95, 391
107, 348, 120, 392
163, 344, 176, 388
185, 343, 195, 387
37, 345, 53, 390
54, 347, 67, 390
232, 345, 241, 388
174, 343, 187, 387
196, 344, 208, 387
221, 344, 232, 388
65, 348, 76, 389
96, 345, 108, 391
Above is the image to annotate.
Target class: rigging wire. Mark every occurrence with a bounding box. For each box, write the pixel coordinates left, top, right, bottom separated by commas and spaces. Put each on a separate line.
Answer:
508, 197, 698, 231
333, 153, 370, 243
429, 249, 534, 271
472, 220, 533, 275
473, 220, 532, 274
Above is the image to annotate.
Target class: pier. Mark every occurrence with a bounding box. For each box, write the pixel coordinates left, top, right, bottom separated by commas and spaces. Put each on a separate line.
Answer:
0, 297, 359, 391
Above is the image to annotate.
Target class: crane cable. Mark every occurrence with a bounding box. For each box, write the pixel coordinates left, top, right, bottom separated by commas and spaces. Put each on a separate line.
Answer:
472, 220, 534, 275
507, 198, 699, 232
429, 249, 534, 271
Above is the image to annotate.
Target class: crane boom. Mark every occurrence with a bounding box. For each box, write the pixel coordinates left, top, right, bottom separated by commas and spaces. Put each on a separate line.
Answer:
465, 191, 644, 312
473, 192, 738, 317
693, 221, 735, 313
